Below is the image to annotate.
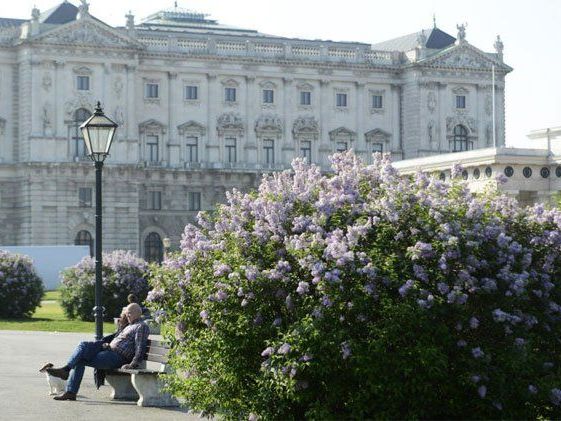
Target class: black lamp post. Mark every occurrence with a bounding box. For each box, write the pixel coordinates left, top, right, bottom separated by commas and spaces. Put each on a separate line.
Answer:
80, 102, 118, 340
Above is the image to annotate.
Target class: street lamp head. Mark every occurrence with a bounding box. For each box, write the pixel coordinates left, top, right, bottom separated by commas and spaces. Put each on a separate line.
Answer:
80, 101, 118, 163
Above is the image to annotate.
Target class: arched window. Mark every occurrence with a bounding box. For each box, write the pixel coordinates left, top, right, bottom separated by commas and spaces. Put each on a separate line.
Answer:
144, 232, 163, 263
75, 230, 93, 257
72, 108, 91, 158
452, 125, 470, 152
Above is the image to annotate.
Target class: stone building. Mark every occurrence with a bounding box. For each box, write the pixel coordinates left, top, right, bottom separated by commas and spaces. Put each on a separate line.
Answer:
0, 1, 511, 260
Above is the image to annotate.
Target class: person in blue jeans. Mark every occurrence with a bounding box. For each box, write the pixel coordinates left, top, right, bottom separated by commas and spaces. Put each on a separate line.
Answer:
47, 303, 150, 401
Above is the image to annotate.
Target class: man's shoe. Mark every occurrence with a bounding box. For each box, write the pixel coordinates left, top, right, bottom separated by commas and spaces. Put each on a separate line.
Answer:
46, 366, 70, 380
53, 392, 76, 401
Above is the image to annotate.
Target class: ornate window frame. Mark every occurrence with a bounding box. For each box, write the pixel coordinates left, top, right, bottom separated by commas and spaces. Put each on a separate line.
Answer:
143, 78, 161, 104
222, 78, 240, 107
452, 86, 469, 110
297, 82, 314, 111
217, 112, 244, 164
183, 79, 201, 106
369, 89, 385, 114
365, 128, 391, 160
139, 119, 166, 165
178, 120, 206, 165
255, 114, 282, 166
293, 115, 319, 163
329, 126, 356, 153
334, 87, 350, 112
446, 116, 477, 152
73, 66, 92, 92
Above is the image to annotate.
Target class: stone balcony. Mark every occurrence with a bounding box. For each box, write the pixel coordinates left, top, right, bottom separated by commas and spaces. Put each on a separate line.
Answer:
137, 33, 399, 66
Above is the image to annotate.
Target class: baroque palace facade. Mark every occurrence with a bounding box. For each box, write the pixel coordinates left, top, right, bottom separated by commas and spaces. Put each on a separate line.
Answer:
0, 1, 511, 260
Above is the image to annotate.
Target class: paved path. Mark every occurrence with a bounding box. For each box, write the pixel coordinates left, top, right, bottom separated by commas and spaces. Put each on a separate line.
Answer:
0, 330, 201, 421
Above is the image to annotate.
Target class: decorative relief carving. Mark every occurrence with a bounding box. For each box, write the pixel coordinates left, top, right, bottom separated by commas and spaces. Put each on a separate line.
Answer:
452, 86, 469, 95
64, 95, 93, 119
329, 127, 356, 142
38, 21, 136, 48
177, 120, 206, 135
42, 73, 52, 91
292, 116, 319, 136
113, 76, 123, 98
0, 117, 5, 136
364, 128, 390, 143
427, 120, 439, 150
255, 114, 282, 133
297, 82, 314, 91
258, 80, 277, 89
485, 122, 493, 146
73, 66, 92, 75
221, 78, 239, 87
446, 115, 477, 134
217, 112, 244, 134
114, 106, 125, 130
42, 102, 53, 136
139, 119, 166, 134
485, 94, 492, 116
427, 91, 437, 113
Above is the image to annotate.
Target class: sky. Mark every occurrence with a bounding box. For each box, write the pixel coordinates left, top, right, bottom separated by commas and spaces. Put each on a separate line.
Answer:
3, 0, 560, 148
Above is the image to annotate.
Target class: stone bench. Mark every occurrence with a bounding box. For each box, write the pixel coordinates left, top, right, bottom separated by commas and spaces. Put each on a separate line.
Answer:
105, 337, 179, 407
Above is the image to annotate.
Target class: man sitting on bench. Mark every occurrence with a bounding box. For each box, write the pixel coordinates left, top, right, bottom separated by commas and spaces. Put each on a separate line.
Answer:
47, 303, 150, 401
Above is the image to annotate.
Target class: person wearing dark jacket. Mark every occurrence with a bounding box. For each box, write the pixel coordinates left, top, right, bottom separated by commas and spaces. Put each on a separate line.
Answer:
47, 303, 149, 401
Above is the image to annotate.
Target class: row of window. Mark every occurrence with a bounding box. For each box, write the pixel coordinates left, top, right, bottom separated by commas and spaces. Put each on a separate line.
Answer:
146, 191, 201, 211
77, 187, 201, 211
144, 136, 384, 165
146, 83, 384, 108
75, 230, 164, 263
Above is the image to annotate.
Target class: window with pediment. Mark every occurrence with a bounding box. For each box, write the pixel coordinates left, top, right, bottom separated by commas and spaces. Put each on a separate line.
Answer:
178, 121, 206, 165
293, 116, 319, 164
365, 129, 391, 161
255, 114, 282, 167
217, 112, 244, 165
139, 120, 166, 166
329, 127, 356, 153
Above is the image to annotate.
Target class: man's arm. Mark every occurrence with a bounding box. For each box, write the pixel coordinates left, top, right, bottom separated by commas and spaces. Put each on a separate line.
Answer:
122, 323, 149, 368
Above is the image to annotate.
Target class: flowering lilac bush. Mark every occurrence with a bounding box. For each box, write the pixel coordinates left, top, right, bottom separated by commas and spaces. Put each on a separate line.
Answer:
0, 250, 44, 318
61, 250, 150, 321
149, 152, 561, 419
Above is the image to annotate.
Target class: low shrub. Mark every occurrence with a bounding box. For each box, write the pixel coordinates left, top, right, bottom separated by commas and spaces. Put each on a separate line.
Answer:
148, 152, 561, 419
0, 250, 44, 318
61, 250, 150, 321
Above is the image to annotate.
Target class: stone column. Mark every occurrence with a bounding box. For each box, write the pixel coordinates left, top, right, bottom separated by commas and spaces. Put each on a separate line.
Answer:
318, 79, 330, 167
125, 64, 136, 156
282, 77, 293, 166
167, 71, 178, 165
206, 72, 218, 162
355, 81, 365, 159
245, 74, 256, 165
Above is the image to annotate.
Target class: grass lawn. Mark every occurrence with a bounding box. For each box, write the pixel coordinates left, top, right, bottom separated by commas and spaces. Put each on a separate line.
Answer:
0, 290, 115, 334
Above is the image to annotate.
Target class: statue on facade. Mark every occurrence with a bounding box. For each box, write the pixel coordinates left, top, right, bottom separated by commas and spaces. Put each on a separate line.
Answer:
126, 11, 135, 33
31, 6, 40, 21
42, 103, 53, 137
456, 23, 467, 43
494, 35, 504, 61
78, 0, 89, 18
